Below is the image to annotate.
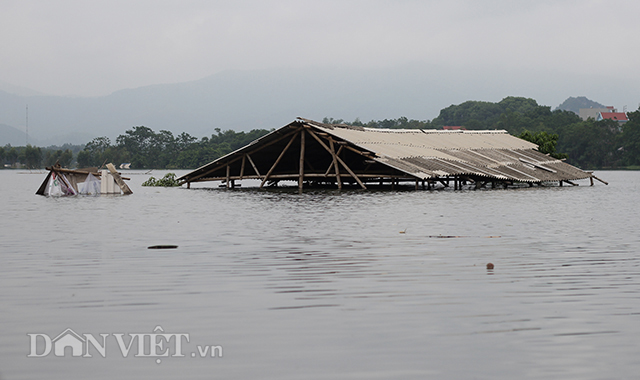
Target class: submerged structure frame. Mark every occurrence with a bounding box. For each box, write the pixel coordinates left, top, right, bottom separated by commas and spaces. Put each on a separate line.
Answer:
178, 118, 606, 190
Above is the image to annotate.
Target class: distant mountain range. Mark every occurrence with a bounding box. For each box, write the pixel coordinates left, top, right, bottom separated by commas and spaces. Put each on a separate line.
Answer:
0, 123, 37, 146
555, 96, 606, 114
4, 66, 456, 146
0, 65, 624, 147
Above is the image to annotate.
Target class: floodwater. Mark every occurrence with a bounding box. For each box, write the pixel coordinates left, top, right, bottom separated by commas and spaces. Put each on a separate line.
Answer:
1, 170, 639, 379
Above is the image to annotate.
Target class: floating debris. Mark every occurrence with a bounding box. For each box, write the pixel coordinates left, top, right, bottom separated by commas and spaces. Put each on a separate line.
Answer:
148, 245, 179, 249
486, 263, 495, 270
36, 162, 132, 196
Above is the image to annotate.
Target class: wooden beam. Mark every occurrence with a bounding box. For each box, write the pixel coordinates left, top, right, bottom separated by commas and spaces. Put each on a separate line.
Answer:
343, 145, 374, 157
260, 130, 300, 188
324, 161, 334, 177
299, 129, 306, 191
183, 129, 299, 184
330, 140, 342, 190
307, 129, 366, 189
106, 163, 133, 195
324, 144, 345, 178
246, 153, 261, 179
592, 174, 608, 185
240, 154, 246, 180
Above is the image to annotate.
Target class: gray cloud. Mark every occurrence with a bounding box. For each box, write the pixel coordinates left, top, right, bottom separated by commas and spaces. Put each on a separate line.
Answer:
1, 0, 638, 111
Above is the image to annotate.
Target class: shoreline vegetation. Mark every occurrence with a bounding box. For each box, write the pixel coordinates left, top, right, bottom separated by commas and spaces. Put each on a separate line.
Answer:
2, 97, 639, 171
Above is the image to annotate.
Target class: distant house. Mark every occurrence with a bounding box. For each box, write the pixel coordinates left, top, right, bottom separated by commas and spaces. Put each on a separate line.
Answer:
579, 106, 614, 120
596, 111, 628, 124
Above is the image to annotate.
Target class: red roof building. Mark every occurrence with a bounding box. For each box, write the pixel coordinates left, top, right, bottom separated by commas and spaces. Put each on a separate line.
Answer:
597, 112, 628, 123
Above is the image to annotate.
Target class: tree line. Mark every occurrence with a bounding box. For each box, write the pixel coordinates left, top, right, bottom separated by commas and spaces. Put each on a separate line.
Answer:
0, 128, 272, 170
0, 144, 79, 169
76, 126, 272, 169
2, 96, 639, 170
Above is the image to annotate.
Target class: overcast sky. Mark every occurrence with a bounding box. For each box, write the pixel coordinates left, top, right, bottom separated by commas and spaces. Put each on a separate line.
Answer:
1, 0, 639, 108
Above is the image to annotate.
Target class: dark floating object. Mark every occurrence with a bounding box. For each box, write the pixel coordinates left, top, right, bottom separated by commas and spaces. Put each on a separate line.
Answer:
148, 245, 178, 249
486, 263, 495, 270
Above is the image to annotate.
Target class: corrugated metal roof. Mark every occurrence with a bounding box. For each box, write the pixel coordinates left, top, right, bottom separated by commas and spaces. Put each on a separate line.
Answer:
315, 125, 538, 155
312, 122, 589, 182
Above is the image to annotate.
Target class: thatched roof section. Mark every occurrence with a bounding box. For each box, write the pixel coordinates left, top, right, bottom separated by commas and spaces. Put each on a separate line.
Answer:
178, 118, 595, 189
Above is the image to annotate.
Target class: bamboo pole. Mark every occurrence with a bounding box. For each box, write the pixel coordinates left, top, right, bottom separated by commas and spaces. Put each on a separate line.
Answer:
260, 131, 299, 188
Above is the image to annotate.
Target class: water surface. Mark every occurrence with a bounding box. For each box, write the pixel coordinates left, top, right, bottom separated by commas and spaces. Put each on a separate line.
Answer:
1, 170, 639, 379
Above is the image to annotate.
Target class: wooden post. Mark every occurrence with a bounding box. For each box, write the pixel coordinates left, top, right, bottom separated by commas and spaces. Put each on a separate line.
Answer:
226, 164, 230, 189
261, 131, 299, 188
299, 130, 306, 191
240, 154, 246, 180
329, 138, 342, 190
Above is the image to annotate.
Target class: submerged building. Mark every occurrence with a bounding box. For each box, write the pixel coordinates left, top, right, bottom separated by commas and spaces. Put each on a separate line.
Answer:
178, 118, 603, 190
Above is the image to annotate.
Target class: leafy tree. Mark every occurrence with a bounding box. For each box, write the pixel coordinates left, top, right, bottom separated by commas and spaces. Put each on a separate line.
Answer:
519, 130, 567, 159
6, 146, 18, 167
23, 144, 42, 169
116, 126, 157, 168
558, 119, 621, 169
618, 109, 640, 166
44, 149, 73, 167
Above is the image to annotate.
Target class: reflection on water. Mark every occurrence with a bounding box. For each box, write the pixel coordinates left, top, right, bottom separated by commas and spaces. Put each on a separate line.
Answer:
1, 170, 639, 379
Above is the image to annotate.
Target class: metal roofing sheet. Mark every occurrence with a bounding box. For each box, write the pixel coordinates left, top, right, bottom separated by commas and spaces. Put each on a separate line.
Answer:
315, 125, 537, 155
